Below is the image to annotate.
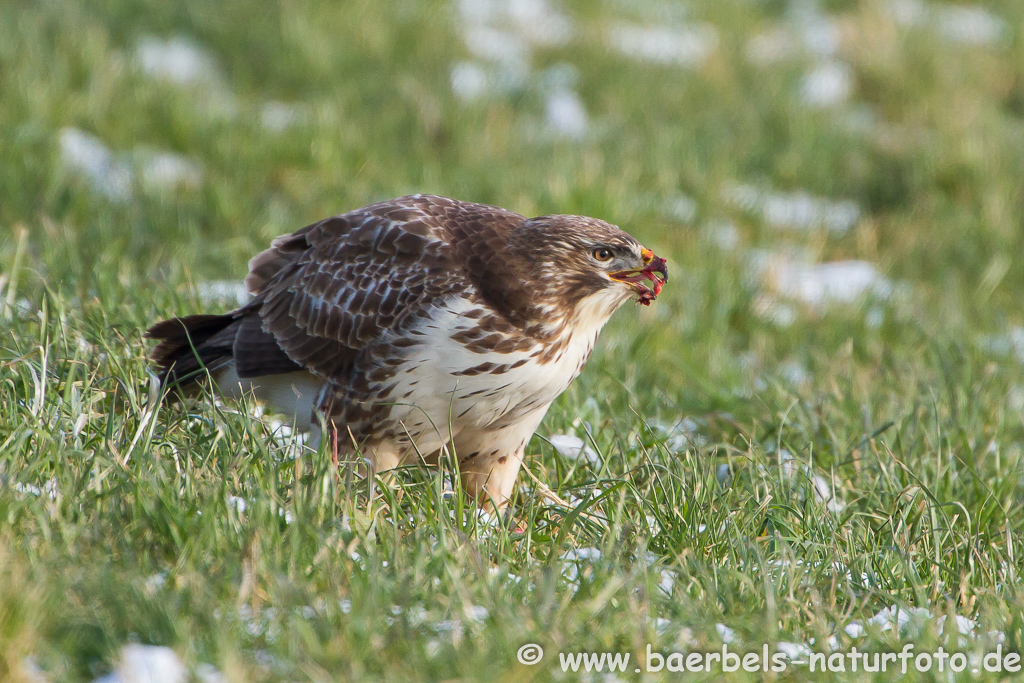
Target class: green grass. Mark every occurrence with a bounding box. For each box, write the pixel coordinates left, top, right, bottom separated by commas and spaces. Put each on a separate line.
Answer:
4, 0, 1024, 680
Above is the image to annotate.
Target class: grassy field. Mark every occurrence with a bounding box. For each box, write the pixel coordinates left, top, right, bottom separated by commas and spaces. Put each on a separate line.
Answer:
4, 0, 1024, 680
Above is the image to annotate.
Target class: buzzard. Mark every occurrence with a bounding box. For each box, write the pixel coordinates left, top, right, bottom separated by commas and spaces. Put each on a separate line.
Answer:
147, 195, 667, 511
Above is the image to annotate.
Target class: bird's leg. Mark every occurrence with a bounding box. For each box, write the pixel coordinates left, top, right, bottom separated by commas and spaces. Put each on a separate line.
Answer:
458, 449, 524, 516
454, 424, 538, 517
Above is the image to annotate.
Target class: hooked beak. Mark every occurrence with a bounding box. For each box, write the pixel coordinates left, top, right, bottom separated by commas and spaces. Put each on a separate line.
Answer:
610, 247, 668, 306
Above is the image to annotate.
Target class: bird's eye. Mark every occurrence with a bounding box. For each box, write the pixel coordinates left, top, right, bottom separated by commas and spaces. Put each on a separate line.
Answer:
592, 247, 614, 262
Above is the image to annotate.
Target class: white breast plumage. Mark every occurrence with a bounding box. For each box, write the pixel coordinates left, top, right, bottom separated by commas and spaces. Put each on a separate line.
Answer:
383, 287, 624, 452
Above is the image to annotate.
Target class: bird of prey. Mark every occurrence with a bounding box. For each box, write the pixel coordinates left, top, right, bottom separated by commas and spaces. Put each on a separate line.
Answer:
146, 194, 667, 511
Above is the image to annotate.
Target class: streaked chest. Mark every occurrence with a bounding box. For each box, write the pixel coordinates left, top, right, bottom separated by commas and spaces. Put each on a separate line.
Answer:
387, 291, 618, 431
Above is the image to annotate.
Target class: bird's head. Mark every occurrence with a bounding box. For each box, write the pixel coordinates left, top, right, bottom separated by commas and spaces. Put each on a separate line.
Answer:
463, 214, 670, 339
457, 209, 668, 332
514, 215, 669, 310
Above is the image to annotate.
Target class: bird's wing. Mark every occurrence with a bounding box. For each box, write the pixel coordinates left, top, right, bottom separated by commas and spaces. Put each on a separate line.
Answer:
246, 196, 468, 382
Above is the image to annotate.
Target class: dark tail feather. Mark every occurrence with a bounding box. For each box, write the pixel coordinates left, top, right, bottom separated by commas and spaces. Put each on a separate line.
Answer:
145, 314, 238, 393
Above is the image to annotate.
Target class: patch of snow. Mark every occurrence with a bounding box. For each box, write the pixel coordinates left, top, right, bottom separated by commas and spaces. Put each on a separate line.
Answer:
451, 61, 491, 101
473, 508, 505, 539
658, 569, 675, 595
463, 25, 529, 66
652, 417, 705, 452
725, 184, 860, 234
812, 473, 843, 513
457, 0, 496, 25
137, 151, 203, 191
450, 59, 528, 101
405, 605, 428, 625
561, 547, 601, 583
237, 604, 271, 638
778, 360, 809, 386
562, 547, 602, 562
133, 36, 236, 118
266, 418, 309, 449
18, 657, 49, 683
886, 0, 928, 27
59, 128, 133, 201
777, 450, 844, 512
94, 644, 188, 683
545, 88, 588, 139
935, 5, 1008, 46
194, 664, 224, 683
634, 193, 698, 223
1009, 385, 1024, 411
865, 306, 885, 329
748, 0, 841, 65
466, 605, 489, 622
776, 641, 813, 661
13, 478, 59, 500
778, 449, 797, 478
661, 194, 697, 223
60, 129, 203, 199
452, 0, 578, 126
885, 1, 1008, 46
549, 434, 601, 465
458, 0, 573, 47
260, 102, 302, 132
776, 260, 890, 307
799, 60, 853, 108
452, 0, 574, 103
983, 327, 1024, 365
196, 281, 250, 306
505, 0, 574, 46
791, 6, 842, 58
488, 567, 522, 584
752, 252, 891, 310
936, 614, 976, 637
706, 220, 739, 250
134, 36, 219, 85
606, 23, 718, 67
868, 605, 932, 632
433, 619, 464, 638
143, 572, 167, 593
470, 508, 494, 528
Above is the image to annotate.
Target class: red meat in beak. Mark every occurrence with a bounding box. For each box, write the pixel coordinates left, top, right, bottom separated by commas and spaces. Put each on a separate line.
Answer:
610, 247, 668, 306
